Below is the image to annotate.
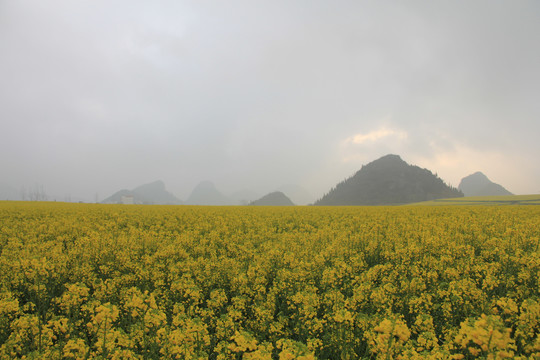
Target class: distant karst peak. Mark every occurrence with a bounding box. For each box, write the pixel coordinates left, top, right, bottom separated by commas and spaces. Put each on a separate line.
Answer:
250, 191, 295, 206
458, 172, 512, 197
315, 154, 462, 205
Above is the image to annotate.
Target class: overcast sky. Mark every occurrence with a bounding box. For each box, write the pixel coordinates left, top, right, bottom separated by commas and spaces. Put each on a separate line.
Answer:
1, 0, 539, 201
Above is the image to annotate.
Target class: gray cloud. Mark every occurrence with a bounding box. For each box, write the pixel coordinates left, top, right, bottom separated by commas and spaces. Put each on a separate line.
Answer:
1, 0, 539, 201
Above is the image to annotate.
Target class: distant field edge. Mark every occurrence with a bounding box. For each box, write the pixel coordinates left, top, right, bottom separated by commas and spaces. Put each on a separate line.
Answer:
409, 194, 540, 206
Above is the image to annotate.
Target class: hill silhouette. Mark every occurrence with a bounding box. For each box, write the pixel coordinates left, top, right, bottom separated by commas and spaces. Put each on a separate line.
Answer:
185, 181, 232, 205
249, 191, 295, 206
314, 154, 463, 205
458, 172, 513, 197
102, 180, 182, 205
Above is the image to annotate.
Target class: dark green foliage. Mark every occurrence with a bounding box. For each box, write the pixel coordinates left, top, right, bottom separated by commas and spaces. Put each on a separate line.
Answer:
315, 154, 463, 205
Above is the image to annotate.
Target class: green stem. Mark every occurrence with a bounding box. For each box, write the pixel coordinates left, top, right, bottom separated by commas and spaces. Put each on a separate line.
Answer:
385, 321, 396, 360
102, 316, 108, 356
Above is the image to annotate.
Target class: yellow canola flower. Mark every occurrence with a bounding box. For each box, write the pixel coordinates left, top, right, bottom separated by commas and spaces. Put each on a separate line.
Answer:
62, 338, 89, 360
454, 314, 515, 358
229, 330, 258, 352
1, 201, 539, 358
91, 302, 119, 327
368, 317, 411, 359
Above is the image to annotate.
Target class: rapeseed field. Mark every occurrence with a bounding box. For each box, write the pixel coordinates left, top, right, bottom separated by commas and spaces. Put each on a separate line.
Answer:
0, 201, 538, 359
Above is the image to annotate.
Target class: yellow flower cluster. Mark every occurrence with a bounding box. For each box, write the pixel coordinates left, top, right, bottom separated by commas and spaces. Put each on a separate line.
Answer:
0, 201, 539, 358
453, 314, 515, 358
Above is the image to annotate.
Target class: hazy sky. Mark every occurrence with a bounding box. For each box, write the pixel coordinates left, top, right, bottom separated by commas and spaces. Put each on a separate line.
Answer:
1, 0, 539, 201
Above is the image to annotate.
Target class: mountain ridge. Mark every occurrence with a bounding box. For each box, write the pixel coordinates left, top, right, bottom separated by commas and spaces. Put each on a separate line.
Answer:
89, 156, 520, 206
102, 180, 182, 205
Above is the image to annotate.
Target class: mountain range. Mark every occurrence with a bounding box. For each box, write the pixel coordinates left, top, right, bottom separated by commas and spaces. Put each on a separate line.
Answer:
101, 180, 182, 205
8, 154, 517, 205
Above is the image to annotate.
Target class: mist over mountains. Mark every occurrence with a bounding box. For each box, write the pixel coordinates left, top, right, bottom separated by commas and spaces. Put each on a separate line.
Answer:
99, 180, 307, 206
101, 155, 466, 206
249, 192, 295, 206
102, 180, 182, 205
3, 154, 521, 205
185, 181, 231, 206
458, 172, 513, 197
179, 182, 309, 206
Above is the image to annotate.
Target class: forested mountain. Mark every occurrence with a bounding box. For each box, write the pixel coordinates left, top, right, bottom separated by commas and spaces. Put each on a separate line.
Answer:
315, 154, 463, 205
